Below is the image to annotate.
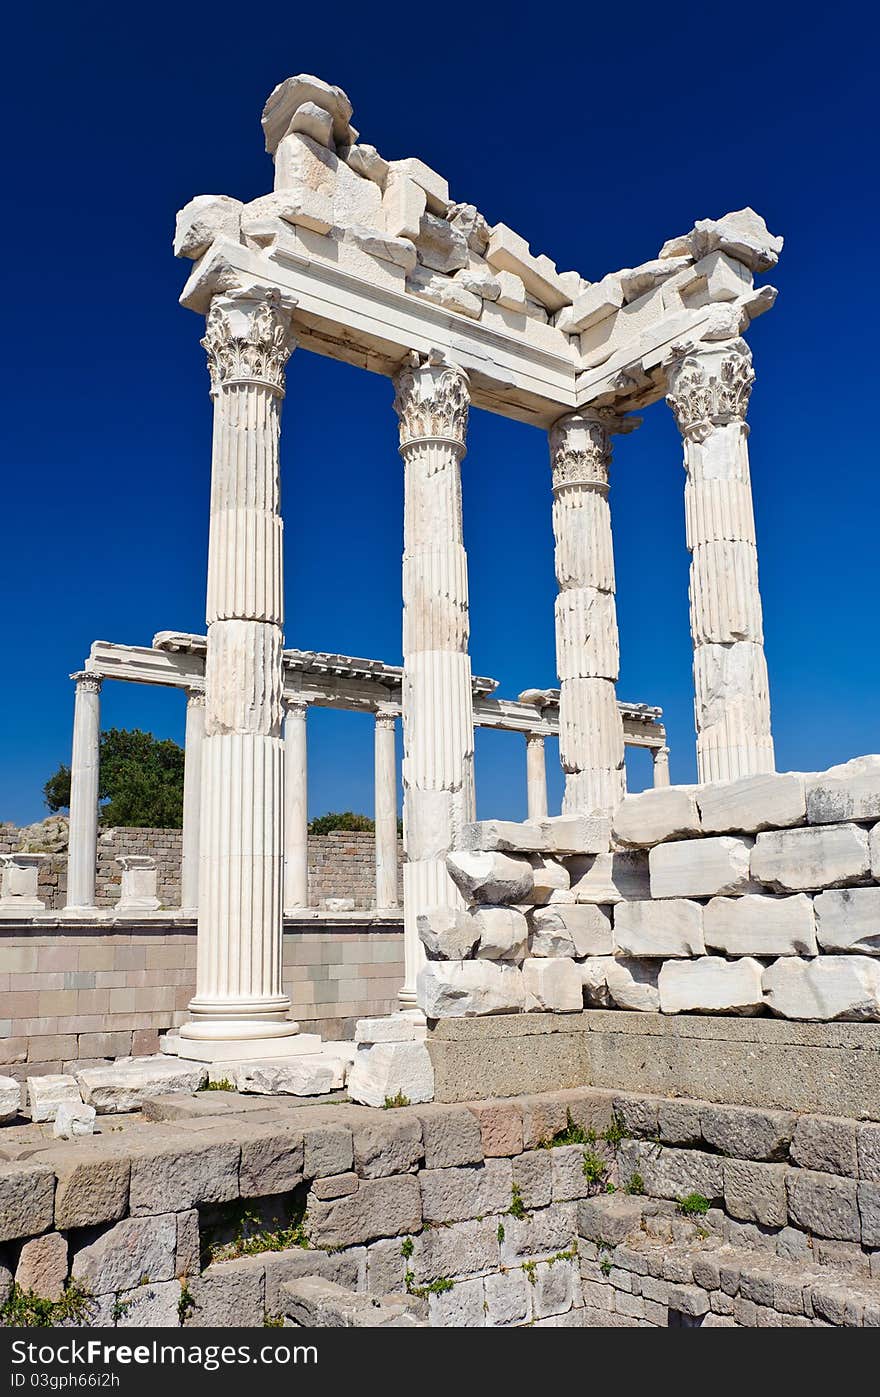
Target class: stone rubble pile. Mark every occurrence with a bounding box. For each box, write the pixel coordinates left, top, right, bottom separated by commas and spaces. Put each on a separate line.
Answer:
174, 74, 778, 368
416, 758, 880, 1022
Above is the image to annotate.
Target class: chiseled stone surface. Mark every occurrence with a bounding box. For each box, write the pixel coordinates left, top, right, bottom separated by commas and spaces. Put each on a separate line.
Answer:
567, 850, 650, 904
347, 1041, 435, 1108
722, 1159, 789, 1227
417, 908, 479, 961
605, 958, 661, 1011
786, 1170, 860, 1242
613, 787, 700, 848
613, 899, 704, 958
791, 1114, 858, 1177
529, 904, 613, 958
649, 836, 755, 899
522, 957, 583, 1012
704, 893, 817, 957
763, 955, 880, 1022
72, 1214, 178, 1292
75, 1058, 208, 1113
127, 1133, 240, 1215
417, 960, 525, 1017
697, 772, 806, 834
307, 1174, 422, 1249
0, 1163, 55, 1242
471, 906, 529, 962
814, 888, 880, 955
751, 823, 871, 892
0, 1077, 20, 1123
806, 756, 880, 825
15, 1232, 68, 1302
27, 1075, 81, 1124
53, 1100, 96, 1139
446, 851, 534, 905
658, 957, 764, 1016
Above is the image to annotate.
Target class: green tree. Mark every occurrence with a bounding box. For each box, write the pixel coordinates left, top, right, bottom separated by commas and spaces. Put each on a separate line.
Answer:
308, 811, 403, 836
43, 728, 185, 828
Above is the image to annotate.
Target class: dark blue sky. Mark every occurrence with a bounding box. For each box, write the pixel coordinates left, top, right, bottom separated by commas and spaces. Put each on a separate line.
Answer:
2, 2, 875, 825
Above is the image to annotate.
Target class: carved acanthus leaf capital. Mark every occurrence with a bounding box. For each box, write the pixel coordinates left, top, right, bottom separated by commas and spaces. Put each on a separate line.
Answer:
201, 291, 296, 396
70, 671, 103, 694
392, 354, 470, 450
666, 338, 754, 441
549, 410, 622, 492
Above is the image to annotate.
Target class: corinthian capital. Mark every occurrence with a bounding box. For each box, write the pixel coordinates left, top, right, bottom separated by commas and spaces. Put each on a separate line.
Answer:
666, 337, 754, 441
201, 290, 297, 396
70, 670, 103, 694
392, 352, 469, 450
549, 410, 623, 492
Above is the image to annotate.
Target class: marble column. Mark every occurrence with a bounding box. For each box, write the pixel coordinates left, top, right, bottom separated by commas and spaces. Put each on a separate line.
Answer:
549, 411, 626, 817
652, 745, 671, 787
666, 337, 774, 782
179, 289, 302, 1052
374, 709, 400, 911
525, 731, 549, 821
283, 698, 309, 910
180, 688, 205, 913
65, 671, 102, 912
393, 352, 475, 1010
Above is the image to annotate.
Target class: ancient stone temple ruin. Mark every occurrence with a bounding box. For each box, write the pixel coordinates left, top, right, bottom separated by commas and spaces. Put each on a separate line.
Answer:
3, 74, 880, 1331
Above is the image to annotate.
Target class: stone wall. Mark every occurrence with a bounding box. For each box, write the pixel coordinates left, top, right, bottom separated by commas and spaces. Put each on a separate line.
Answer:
0, 823, 403, 911
0, 924, 403, 1082
1, 1084, 879, 1327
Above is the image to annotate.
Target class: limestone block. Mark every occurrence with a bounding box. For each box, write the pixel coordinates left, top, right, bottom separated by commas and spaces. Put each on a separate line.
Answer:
382, 173, 427, 240
786, 1170, 859, 1242
576, 1195, 645, 1246
306, 1175, 422, 1249
387, 156, 449, 213
704, 893, 817, 957
303, 1122, 353, 1178
15, 1232, 68, 1302
418, 961, 525, 1019
27, 1074, 81, 1123
762, 955, 880, 1021
674, 207, 783, 272
354, 1015, 417, 1045
658, 956, 764, 1015
346, 1042, 434, 1108
814, 887, 880, 954
650, 836, 755, 899
468, 1101, 524, 1157
567, 850, 651, 904
460, 819, 546, 853
522, 957, 583, 1013
751, 824, 871, 892
52, 1101, 96, 1139
288, 100, 334, 147
237, 1124, 304, 1197
557, 274, 624, 334
417, 906, 479, 960
500, 1201, 577, 1264
275, 133, 382, 230
525, 856, 571, 904
791, 1115, 857, 1177
858, 1123, 880, 1180
605, 958, 660, 1011
617, 1141, 724, 1203
240, 189, 334, 242
551, 1145, 595, 1203
723, 1158, 789, 1227
350, 1114, 422, 1179
420, 1158, 512, 1224
74, 1057, 208, 1113
485, 223, 572, 311
529, 904, 613, 958
428, 1275, 485, 1327
513, 1150, 553, 1208
405, 264, 482, 318
454, 265, 501, 300
127, 1136, 240, 1215
448, 202, 491, 253
408, 1216, 499, 1287
115, 1281, 182, 1328
613, 899, 705, 958
697, 772, 807, 834
281, 1275, 421, 1328
495, 269, 527, 311
446, 850, 534, 904
72, 1214, 178, 1292
806, 756, 880, 825
261, 75, 355, 153
174, 194, 242, 259
579, 957, 615, 1007
34, 1144, 129, 1230
181, 1256, 266, 1327
414, 212, 467, 273
414, 1105, 483, 1169
0, 1077, 19, 1123
472, 906, 529, 962
619, 255, 692, 302
613, 787, 701, 847
231, 1056, 340, 1096
344, 143, 389, 187
858, 1181, 880, 1247
0, 1163, 54, 1242
539, 815, 611, 856
484, 1268, 531, 1326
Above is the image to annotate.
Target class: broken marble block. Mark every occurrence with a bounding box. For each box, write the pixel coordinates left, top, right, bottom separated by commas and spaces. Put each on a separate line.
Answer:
525, 856, 570, 904
580, 957, 615, 1007
173, 194, 243, 260
414, 212, 467, 273
0, 1076, 20, 1122
417, 907, 479, 960
27, 1074, 82, 1123
806, 756, 880, 825
459, 820, 546, 854
604, 958, 660, 1011
613, 899, 705, 958
539, 815, 611, 856
762, 955, 880, 1022
751, 824, 871, 892
566, 851, 650, 904
231, 1056, 341, 1097
347, 1041, 435, 1108
446, 851, 534, 905
612, 787, 701, 848
704, 893, 817, 957
696, 772, 807, 834
354, 1015, 417, 1045
522, 957, 583, 1012
658, 957, 764, 1016
472, 906, 528, 963
75, 1057, 208, 1113
649, 836, 755, 899
529, 904, 613, 959
261, 74, 355, 154
53, 1101, 96, 1139
814, 888, 880, 955
417, 961, 525, 1018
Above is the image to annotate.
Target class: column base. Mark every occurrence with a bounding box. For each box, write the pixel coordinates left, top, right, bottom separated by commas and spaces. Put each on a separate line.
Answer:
175, 1030, 322, 1063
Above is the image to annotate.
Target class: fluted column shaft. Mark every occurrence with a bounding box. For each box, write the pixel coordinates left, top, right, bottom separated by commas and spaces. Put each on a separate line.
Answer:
283, 698, 309, 910
652, 745, 671, 788
182, 291, 297, 1041
667, 338, 774, 782
180, 689, 205, 912
65, 672, 102, 911
393, 355, 475, 1009
525, 732, 549, 820
374, 710, 400, 911
549, 411, 626, 816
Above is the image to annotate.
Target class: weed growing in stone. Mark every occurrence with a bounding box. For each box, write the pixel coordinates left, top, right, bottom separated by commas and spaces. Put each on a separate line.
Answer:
601, 1113, 628, 1146
582, 1150, 608, 1185
676, 1193, 710, 1216
405, 1271, 453, 1298
1, 1282, 94, 1329
625, 1172, 645, 1195
507, 1184, 527, 1220
200, 1078, 235, 1092
401, 1236, 414, 1259
383, 1092, 411, 1109
540, 1110, 596, 1148
177, 1279, 196, 1324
